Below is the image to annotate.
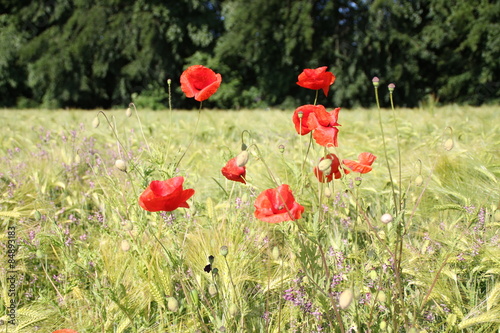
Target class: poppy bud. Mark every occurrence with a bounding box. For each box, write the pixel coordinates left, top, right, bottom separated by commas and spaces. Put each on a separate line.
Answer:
126, 107, 132, 117
241, 143, 248, 151
380, 321, 387, 330
444, 138, 454, 151
318, 158, 333, 172
208, 283, 218, 297
34, 210, 42, 221
115, 159, 127, 172
494, 209, 500, 222
415, 175, 424, 187
120, 239, 130, 252
388, 83, 396, 92
272, 246, 280, 260
278, 144, 285, 154
339, 289, 354, 309
212, 267, 219, 277
376, 291, 387, 303
228, 304, 239, 317
167, 297, 179, 312
236, 151, 249, 167
74, 153, 81, 164
92, 116, 100, 128
372, 77, 380, 88
220, 246, 228, 257
122, 221, 133, 231
324, 187, 332, 198
381, 213, 393, 224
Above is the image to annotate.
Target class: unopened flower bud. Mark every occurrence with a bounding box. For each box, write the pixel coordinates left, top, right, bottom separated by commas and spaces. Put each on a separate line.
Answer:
380, 321, 387, 330
388, 83, 396, 92
220, 246, 228, 257
318, 158, 333, 172
167, 297, 179, 312
372, 77, 380, 88
339, 289, 354, 309
415, 175, 424, 187
208, 283, 218, 297
494, 209, 500, 222
376, 291, 387, 303
324, 187, 332, 198
272, 246, 280, 260
228, 303, 239, 317
115, 159, 127, 172
278, 144, 285, 154
126, 107, 132, 117
121, 239, 131, 251
381, 213, 393, 224
444, 138, 454, 151
92, 116, 100, 128
34, 210, 42, 221
190, 289, 199, 307
74, 153, 81, 164
211, 267, 219, 276
236, 151, 249, 167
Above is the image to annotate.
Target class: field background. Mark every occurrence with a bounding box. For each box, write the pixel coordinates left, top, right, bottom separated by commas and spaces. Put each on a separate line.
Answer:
0, 105, 499, 332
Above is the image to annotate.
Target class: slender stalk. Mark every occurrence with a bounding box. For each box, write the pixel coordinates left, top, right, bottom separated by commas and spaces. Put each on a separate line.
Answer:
175, 104, 202, 169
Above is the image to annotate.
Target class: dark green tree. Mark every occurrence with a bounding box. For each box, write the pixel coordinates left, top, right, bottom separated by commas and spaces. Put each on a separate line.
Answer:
1, 0, 222, 108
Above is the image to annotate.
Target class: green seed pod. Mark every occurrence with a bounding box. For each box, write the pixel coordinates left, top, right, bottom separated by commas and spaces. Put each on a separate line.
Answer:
278, 144, 285, 154
220, 246, 228, 257
355, 177, 362, 186
167, 296, 179, 312
339, 289, 354, 309
92, 116, 100, 128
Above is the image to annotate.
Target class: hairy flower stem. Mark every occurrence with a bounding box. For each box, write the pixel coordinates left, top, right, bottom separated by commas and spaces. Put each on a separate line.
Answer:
175, 105, 202, 169
129, 103, 151, 154
389, 90, 402, 212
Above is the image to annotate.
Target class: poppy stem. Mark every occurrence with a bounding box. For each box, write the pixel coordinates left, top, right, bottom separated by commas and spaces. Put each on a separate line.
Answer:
313, 89, 319, 106
129, 103, 152, 154
175, 107, 202, 170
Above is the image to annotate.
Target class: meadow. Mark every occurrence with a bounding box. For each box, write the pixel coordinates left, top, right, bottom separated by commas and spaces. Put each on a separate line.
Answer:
0, 104, 499, 332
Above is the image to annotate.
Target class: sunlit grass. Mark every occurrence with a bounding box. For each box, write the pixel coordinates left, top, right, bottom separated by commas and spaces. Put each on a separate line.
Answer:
0, 105, 499, 332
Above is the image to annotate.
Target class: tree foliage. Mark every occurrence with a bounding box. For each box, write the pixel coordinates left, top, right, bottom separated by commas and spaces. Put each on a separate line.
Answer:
0, 0, 498, 109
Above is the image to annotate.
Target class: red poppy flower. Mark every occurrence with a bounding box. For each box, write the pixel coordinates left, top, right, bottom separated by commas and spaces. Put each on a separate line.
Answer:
292, 104, 321, 135
139, 177, 195, 212
180, 65, 222, 102
254, 184, 304, 223
221, 157, 246, 184
343, 152, 377, 173
307, 107, 341, 147
296, 66, 336, 96
313, 153, 348, 182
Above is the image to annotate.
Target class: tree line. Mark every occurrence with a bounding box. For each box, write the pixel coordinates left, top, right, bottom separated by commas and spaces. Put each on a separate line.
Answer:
0, 0, 498, 109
